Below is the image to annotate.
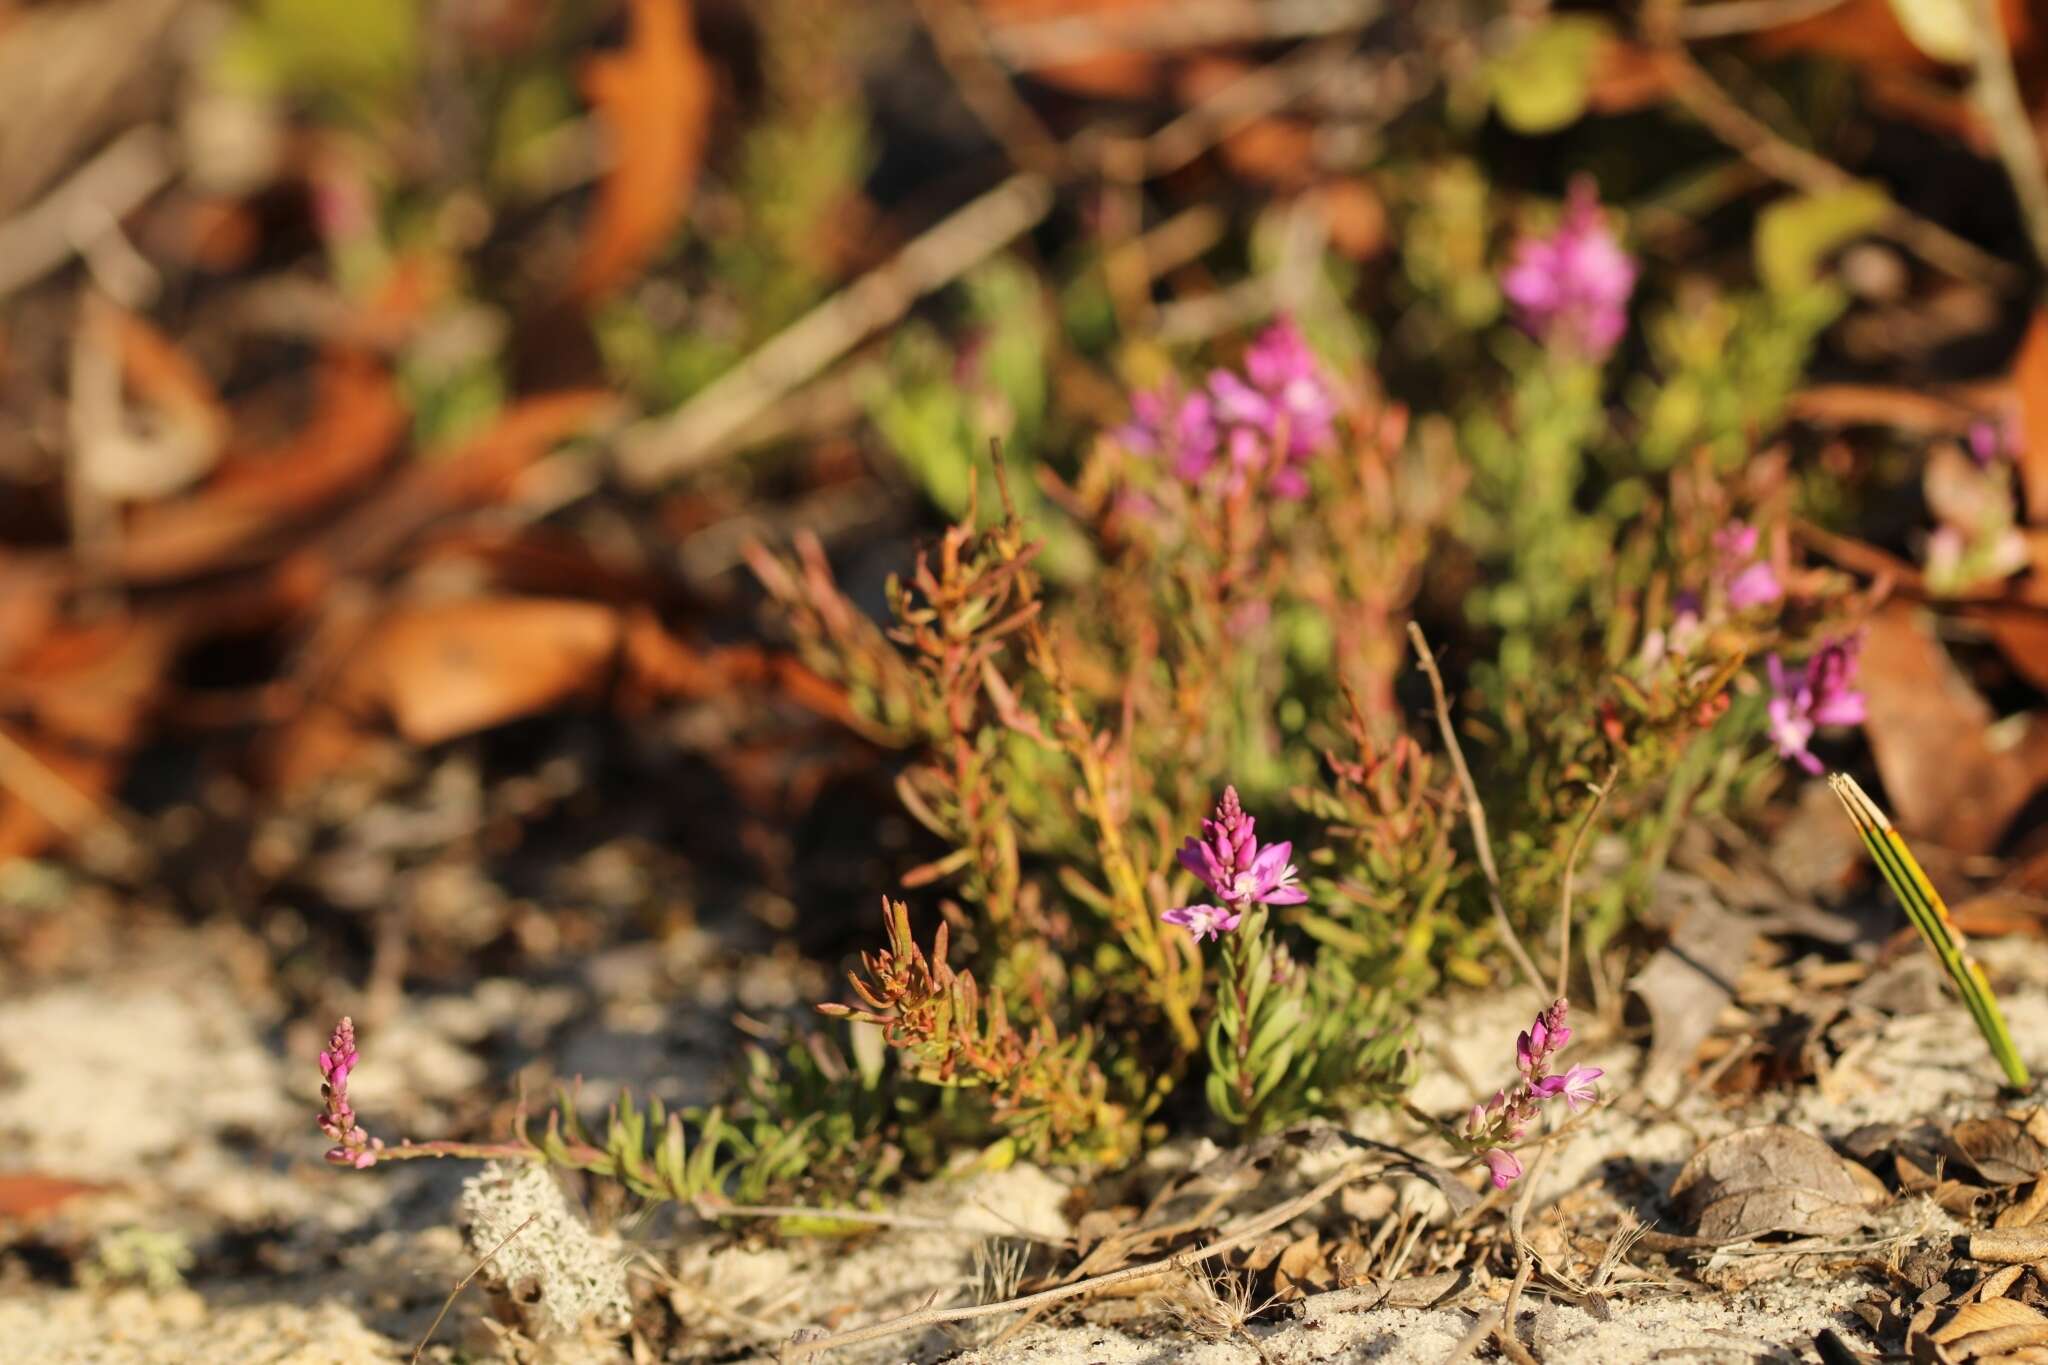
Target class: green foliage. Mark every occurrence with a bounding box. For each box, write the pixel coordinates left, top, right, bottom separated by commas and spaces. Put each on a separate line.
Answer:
1633, 283, 1841, 470
1754, 186, 1892, 297
1489, 16, 1613, 135
218, 0, 419, 124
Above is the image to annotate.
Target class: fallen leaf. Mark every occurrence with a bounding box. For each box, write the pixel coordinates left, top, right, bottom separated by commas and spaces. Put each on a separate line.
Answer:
116, 351, 406, 583
2014, 309, 2048, 526
1949, 1117, 2048, 1186
1859, 601, 2048, 854
1670, 1126, 1888, 1241
1930, 1295, 2048, 1343
0, 1173, 109, 1223
334, 597, 624, 747
977, 0, 1167, 98
1630, 873, 1756, 1101
567, 0, 713, 304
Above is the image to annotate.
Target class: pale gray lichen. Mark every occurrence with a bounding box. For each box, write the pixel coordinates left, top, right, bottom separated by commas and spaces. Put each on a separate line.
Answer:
458, 1160, 631, 1339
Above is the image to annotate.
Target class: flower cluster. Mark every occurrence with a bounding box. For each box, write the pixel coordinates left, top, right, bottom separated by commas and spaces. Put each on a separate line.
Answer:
1162, 786, 1306, 942
1766, 635, 1866, 775
318, 1017, 384, 1169
1713, 521, 1782, 611
1117, 317, 1338, 499
1459, 999, 1602, 1188
1923, 442, 2028, 595
1500, 178, 1636, 360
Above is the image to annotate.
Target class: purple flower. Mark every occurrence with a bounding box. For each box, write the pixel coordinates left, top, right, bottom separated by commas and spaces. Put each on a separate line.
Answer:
1969, 414, 2019, 468
1480, 1147, 1523, 1189
1204, 317, 1338, 497
1766, 636, 1867, 775
1161, 903, 1243, 943
1500, 178, 1637, 359
1117, 383, 1220, 483
1163, 786, 1306, 941
318, 1017, 384, 1169
1516, 999, 1572, 1076
1532, 1064, 1604, 1113
1714, 522, 1783, 610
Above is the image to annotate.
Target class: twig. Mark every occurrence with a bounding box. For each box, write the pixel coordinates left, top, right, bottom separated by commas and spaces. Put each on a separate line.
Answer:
616, 172, 1054, 486
1496, 1254, 1539, 1365
693, 1197, 1066, 1244
411, 1213, 538, 1364
1556, 765, 1620, 1002
1439, 1307, 1501, 1365
1647, 41, 2020, 290
1406, 621, 1545, 997
1967, 0, 2048, 273
777, 1156, 1381, 1360
1675, 0, 1846, 39
0, 126, 173, 302
986, 0, 1382, 69
913, 0, 1067, 178
0, 720, 142, 867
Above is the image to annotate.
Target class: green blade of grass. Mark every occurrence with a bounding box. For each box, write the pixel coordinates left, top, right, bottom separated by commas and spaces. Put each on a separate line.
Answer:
1827, 773, 2031, 1092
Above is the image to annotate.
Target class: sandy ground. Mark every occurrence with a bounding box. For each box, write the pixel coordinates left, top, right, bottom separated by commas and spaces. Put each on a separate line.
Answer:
0, 924, 2041, 1365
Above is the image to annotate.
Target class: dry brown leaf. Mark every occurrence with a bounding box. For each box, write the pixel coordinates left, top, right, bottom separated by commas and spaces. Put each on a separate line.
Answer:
1932, 1295, 2048, 1343
1671, 1126, 1887, 1241
1860, 601, 2048, 854
567, 0, 713, 304
976, 0, 1169, 98
2015, 310, 2048, 527
1630, 875, 1754, 1099
116, 352, 406, 583
2000, 1179, 2048, 1230
332, 597, 624, 747
1752, 0, 2033, 75
0, 1173, 110, 1223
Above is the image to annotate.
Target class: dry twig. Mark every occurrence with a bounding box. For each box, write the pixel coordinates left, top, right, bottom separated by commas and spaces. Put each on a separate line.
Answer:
616, 173, 1054, 485
1406, 621, 1546, 996
411, 1213, 538, 1364
1556, 764, 1620, 1001
0, 126, 172, 302
777, 1155, 1382, 1360
1966, 0, 2048, 272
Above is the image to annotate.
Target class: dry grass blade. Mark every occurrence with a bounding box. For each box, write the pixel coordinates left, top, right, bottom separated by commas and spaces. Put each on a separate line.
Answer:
410, 1213, 538, 1364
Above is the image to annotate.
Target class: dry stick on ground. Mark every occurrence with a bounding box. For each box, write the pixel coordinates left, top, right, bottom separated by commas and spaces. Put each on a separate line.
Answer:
0, 125, 173, 302
775, 1156, 1382, 1361
913, 0, 1067, 178
1645, 34, 2020, 291
692, 1198, 1067, 1244
1967, 0, 2048, 273
411, 1213, 538, 1365
1406, 621, 1546, 996
1674, 0, 1847, 38
1556, 764, 1620, 1002
986, 0, 1383, 68
616, 172, 1055, 486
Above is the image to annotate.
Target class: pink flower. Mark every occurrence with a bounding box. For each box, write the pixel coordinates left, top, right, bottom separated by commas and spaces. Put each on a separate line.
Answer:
1163, 786, 1306, 942
1481, 1147, 1523, 1189
1532, 1064, 1604, 1113
1766, 636, 1866, 775
1515, 998, 1572, 1076
1205, 317, 1338, 498
1969, 414, 2020, 468
1500, 178, 1637, 359
1161, 903, 1243, 943
1714, 522, 1783, 611
1118, 383, 1220, 483
317, 1017, 384, 1169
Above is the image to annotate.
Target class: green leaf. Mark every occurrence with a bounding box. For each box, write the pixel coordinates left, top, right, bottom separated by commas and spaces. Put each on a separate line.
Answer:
1490, 17, 1612, 135
1754, 185, 1892, 296
1829, 774, 2030, 1090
